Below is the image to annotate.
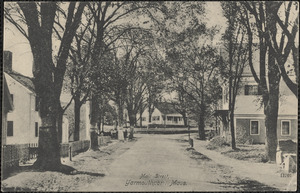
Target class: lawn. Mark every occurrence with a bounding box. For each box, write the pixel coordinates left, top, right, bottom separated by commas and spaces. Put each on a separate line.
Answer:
205, 136, 268, 163
219, 144, 268, 163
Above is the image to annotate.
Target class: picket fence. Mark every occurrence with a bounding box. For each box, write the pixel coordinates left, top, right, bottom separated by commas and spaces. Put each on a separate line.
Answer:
2, 140, 90, 177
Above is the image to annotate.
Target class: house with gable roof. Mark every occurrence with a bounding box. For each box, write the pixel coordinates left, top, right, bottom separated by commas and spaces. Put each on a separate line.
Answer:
3, 51, 42, 144
140, 102, 185, 127
214, 48, 298, 144
3, 50, 90, 145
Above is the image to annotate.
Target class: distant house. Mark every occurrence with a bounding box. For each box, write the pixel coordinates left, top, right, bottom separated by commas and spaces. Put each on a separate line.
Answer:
214, 65, 298, 144
141, 102, 185, 127
2, 76, 14, 146
60, 96, 91, 142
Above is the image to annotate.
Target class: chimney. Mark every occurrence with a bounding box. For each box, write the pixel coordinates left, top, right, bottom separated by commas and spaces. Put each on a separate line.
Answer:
3, 51, 12, 72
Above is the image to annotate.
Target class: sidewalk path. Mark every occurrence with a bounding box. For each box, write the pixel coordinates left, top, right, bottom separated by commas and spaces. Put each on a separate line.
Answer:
192, 138, 297, 191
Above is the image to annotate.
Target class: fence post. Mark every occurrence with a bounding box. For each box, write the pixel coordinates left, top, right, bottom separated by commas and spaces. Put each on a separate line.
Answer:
69, 146, 72, 161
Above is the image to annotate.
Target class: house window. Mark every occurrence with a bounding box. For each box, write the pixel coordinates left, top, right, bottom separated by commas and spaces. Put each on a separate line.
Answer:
245, 85, 261, 95
167, 116, 172, 121
7, 121, 13, 136
35, 122, 39, 137
10, 94, 14, 105
281, 120, 291, 136
250, 120, 259, 135
174, 117, 178, 123
142, 117, 146, 121
35, 96, 39, 111
152, 116, 160, 121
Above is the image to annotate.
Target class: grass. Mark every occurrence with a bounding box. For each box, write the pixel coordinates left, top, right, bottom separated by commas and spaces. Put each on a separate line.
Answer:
220, 145, 268, 163
206, 136, 267, 163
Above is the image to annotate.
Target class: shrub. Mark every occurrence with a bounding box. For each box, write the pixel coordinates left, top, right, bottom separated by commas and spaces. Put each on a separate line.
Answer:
259, 154, 268, 163
206, 136, 230, 150
236, 126, 253, 145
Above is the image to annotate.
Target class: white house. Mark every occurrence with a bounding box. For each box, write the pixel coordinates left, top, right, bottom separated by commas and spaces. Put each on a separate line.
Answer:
214, 53, 298, 144
60, 94, 91, 142
141, 102, 185, 127
2, 76, 14, 146
3, 51, 73, 145
4, 51, 41, 145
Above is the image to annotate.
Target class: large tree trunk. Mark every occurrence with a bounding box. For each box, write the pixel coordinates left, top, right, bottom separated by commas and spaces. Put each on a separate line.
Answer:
264, 3, 281, 162
15, 2, 86, 172
264, 46, 280, 162
31, 39, 62, 171
264, 76, 280, 161
74, 96, 81, 141
34, 111, 61, 170
198, 114, 206, 140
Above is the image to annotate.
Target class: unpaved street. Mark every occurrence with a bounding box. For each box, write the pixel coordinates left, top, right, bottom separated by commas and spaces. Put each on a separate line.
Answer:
79, 134, 277, 192
2, 134, 278, 192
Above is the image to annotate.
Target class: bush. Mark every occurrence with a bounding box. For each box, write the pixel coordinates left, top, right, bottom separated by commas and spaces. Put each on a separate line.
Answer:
236, 126, 253, 145
259, 154, 268, 163
206, 136, 230, 150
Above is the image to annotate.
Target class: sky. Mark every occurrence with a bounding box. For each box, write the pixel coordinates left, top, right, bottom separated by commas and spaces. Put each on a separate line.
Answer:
3, 2, 226, 78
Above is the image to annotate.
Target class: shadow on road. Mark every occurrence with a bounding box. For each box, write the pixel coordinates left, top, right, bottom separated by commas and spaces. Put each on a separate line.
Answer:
70, 170, 105, 177
209, 179, 279, 191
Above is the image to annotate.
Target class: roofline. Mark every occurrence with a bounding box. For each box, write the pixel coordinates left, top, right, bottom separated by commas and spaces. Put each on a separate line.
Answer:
4, 72, 36, 95
3, 76, 14, 111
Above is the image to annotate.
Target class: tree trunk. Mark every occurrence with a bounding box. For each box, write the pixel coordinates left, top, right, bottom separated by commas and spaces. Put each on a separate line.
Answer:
101, 115, 105, 132
198, 115, 206, 140
31, 48, 63, 170
128, 112, 135, 139
229, 111, 236, 149
117, 103, 124, 140
183, 113, 187, 127
89, 127, 99, 151
56, 110, 63, 144
139, 106, 143, 128
34, 116, 61, 171
98, 111, 102, 134
264, 4, 281, 162
264, 47, 280, 162
148, 105, 152, 125
89, 98, 99, 151
264, 74, 280, 162
74, 96, 81, 141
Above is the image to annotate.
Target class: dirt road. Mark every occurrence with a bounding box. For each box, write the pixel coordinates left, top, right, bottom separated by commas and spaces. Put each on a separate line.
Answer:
80, 134, 277, 191
2, 134, 279, 192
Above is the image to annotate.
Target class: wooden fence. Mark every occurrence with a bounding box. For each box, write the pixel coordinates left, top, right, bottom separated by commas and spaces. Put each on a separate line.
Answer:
60, 140, 90, 158
98, 136, 112, 147
2, 140, 90, 176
